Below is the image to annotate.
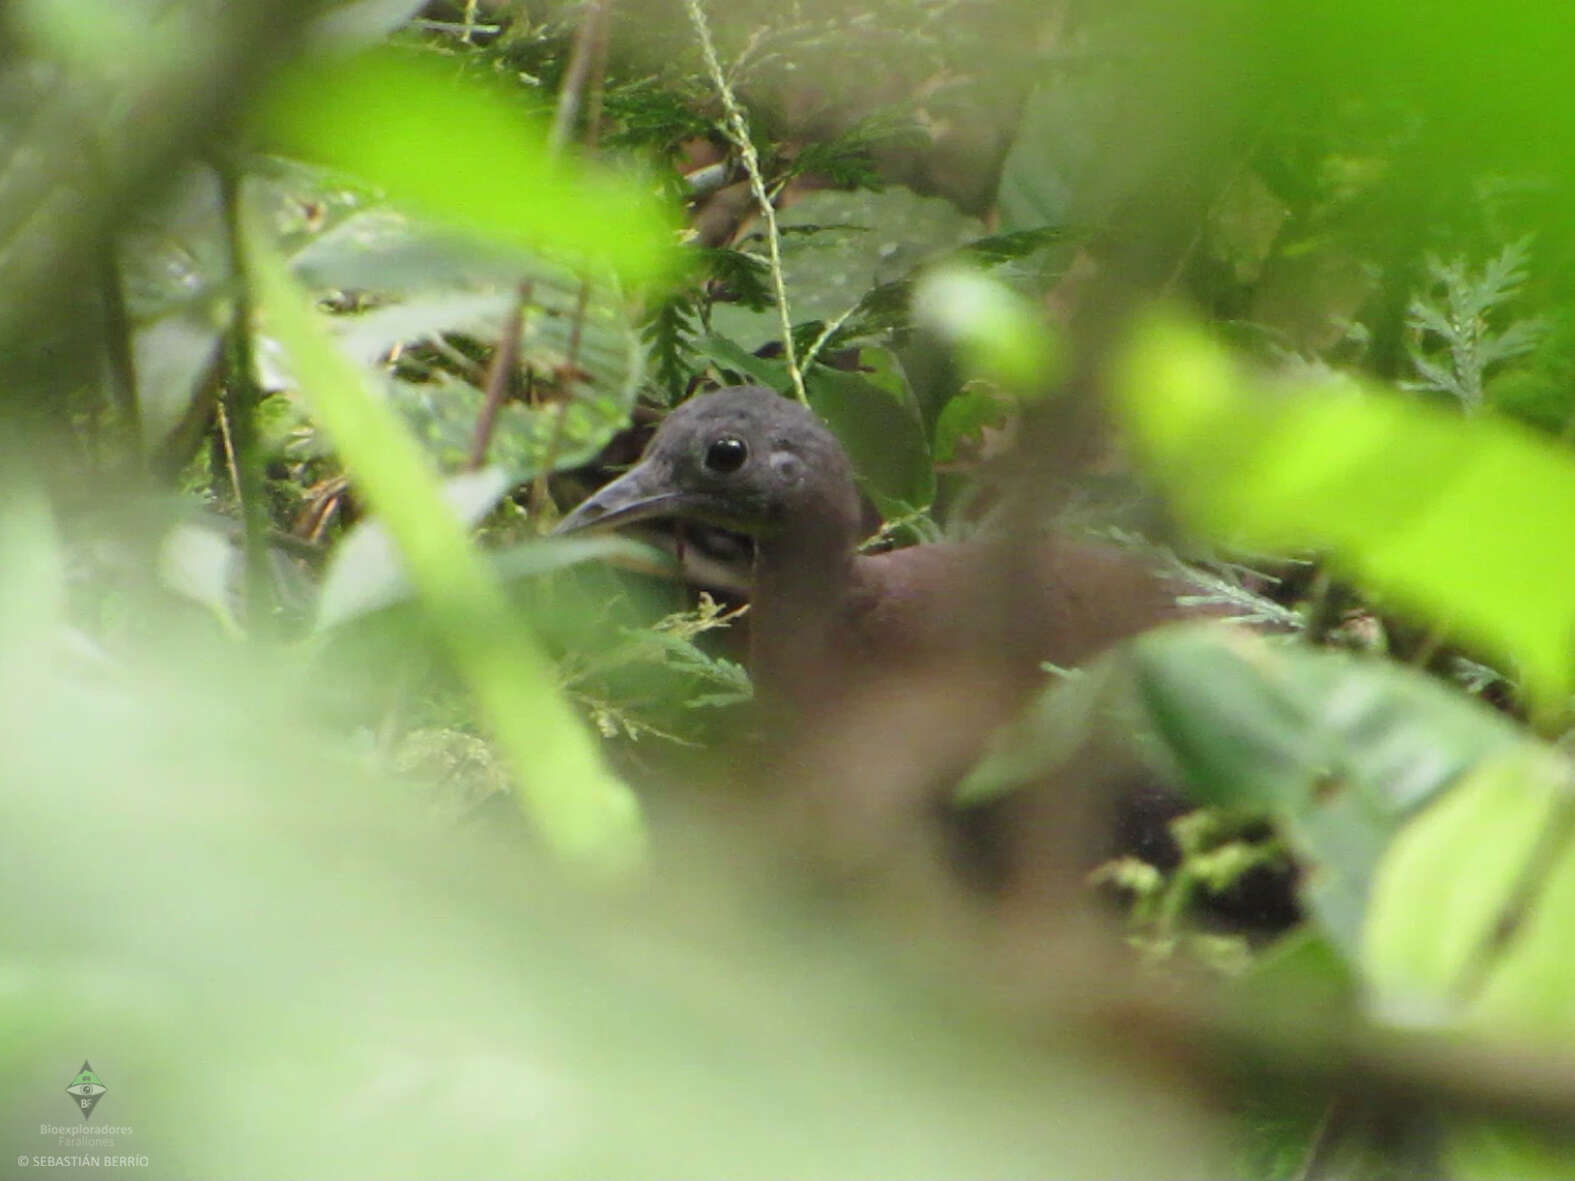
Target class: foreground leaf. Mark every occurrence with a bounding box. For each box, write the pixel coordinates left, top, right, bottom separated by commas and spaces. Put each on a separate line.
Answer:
255, 48, 682, 288
1115, 317, 1575, 705
250, 226, 643, 871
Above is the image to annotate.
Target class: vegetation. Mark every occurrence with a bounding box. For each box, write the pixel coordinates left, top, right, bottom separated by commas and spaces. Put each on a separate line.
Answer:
6, 1, 1575, 1177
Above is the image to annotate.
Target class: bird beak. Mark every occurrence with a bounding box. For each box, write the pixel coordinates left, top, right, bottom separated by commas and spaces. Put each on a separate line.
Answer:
553, 462, 701, 536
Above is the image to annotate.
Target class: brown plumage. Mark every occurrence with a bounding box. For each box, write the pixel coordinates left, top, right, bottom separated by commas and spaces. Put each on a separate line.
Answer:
556, 385, 1282, 923
557, 386, 1188, 709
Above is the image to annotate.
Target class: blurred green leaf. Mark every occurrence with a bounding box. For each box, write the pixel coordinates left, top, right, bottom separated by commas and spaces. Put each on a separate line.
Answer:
1363, 750, 1572, 1029
911, 267, 1056, 393
158, 521, 244, 634
309, 0, 427, 50
492, 534, 669, 584
0, 482, 66, 665
254, 48, 683, 288
964, 624, 1537, 954
1448, 1120, 1575, 1181
1115, 317, 1575, 705
250, 225, 643, 870
1130, 625, 1533, 953
0, 621, 1226, 1178
1362, 748, 1575, 1177
316, 467, 513, 631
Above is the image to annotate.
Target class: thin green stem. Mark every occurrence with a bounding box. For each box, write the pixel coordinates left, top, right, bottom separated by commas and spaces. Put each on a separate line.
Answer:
217, 162, 277, 637
682, 0, 808, 405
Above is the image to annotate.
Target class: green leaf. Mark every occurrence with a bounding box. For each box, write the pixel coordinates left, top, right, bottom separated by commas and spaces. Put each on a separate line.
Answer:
281, 210, 644, 478
1128, 624, 1533, 953
1114, 316, 1575, 706
694, 333, 788, 389
911, 266, 1056, 392
315, 467, 514, 632
308, 0, 426, 51
158, 521, 244, 634
134, 312, 223, 446
249, 223, 643, 871
1362, 750, 1572, 1029
288, 208, 525, 291
963, 624, 1534, 953
707, 186, 986, 352
491, 534, 671, 584
254, 48, 683, 288
807, 361, 935, 517
933, 386, 1013, 465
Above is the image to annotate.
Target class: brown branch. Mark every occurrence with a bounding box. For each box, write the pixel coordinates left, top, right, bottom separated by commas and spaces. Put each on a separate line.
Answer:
582, 0, 614, 151
529, 277, 592, 527
468, 281, 531, 471
549, 0, 609, 153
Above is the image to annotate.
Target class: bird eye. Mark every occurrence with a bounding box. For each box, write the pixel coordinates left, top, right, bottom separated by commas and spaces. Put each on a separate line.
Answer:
704, 435, 749, 473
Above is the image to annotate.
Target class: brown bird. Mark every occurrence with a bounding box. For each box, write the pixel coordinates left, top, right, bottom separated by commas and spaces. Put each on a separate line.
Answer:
556, 385, 1286, 922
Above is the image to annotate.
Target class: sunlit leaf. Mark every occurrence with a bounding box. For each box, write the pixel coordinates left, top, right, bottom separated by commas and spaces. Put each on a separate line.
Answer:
1362, 751, 1572, 1029
1115, 317, 1575, 705
254, 49, 682, 288
911, 266, 1056, 392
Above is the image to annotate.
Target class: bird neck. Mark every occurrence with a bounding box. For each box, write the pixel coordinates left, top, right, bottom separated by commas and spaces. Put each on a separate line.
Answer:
747, 513, 860, 707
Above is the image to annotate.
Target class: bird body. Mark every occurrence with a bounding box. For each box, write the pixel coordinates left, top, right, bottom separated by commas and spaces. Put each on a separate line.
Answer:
557, 385, 1218, 910
558, 386, 1188, 713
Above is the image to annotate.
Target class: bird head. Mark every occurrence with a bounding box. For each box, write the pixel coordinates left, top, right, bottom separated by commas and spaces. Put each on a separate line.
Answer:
555, 386, 861, 545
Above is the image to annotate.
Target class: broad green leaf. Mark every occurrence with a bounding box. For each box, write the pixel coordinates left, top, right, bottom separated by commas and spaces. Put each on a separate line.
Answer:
695, 334, 788, 389
289, 208, 524, 291
1362, 751, 1571, 1029
383, 375, 635, 482
319, 518, 665, 632
1115, 317, 1575, 705
133, 312, 223, 445
285, 212, 643, 479
707, 187, 986, 352
807, 361, 935, 516
491, 534, 670, 584
254, 48, 682, 288
1129, 625, 1532, 952
962, 624, 1533, 952
1362, 752, 1575, 1178
249, 224, 643, 871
